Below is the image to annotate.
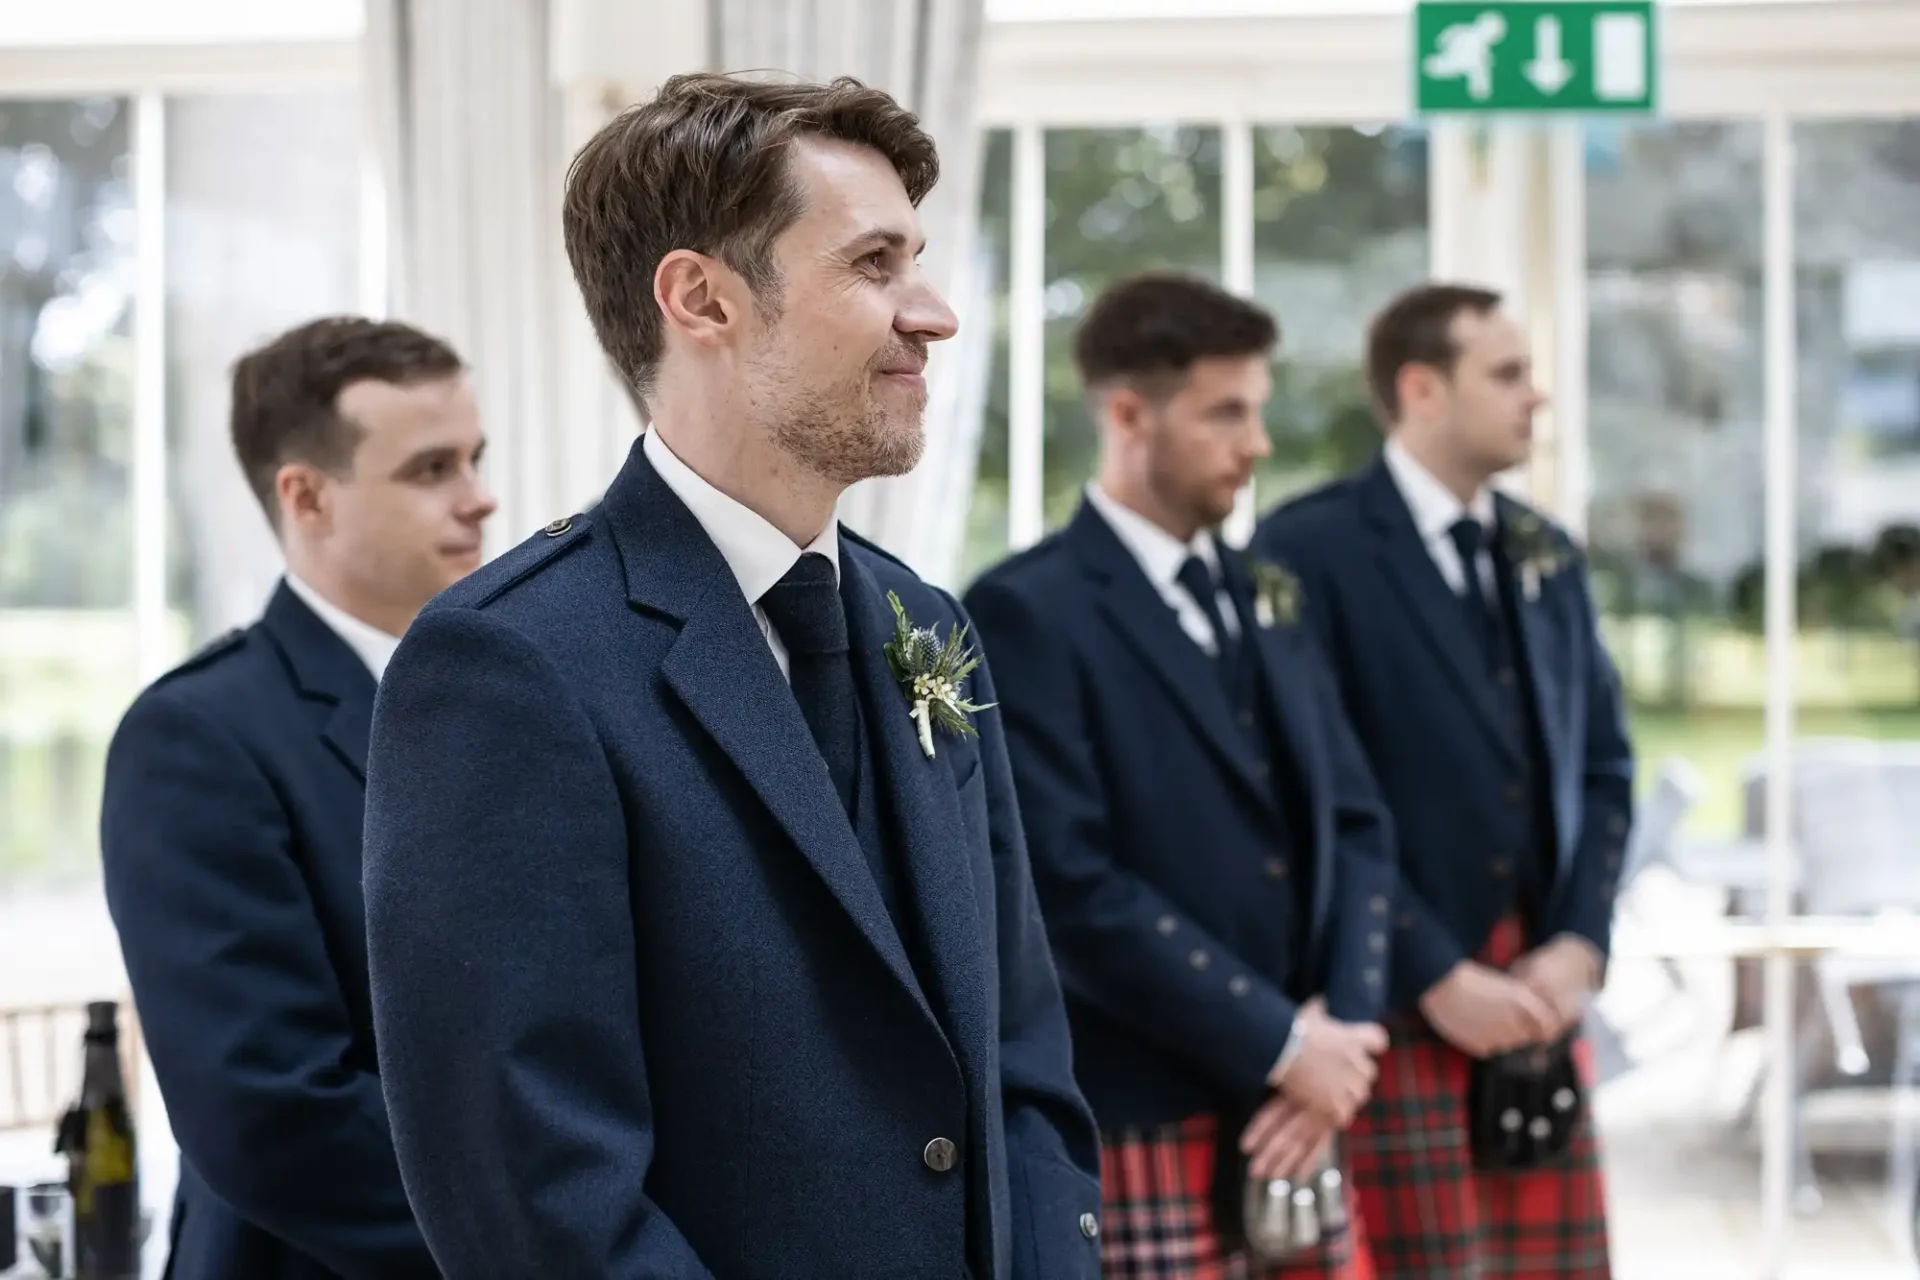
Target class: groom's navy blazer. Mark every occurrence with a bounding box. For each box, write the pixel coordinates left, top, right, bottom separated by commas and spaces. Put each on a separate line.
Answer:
1250, 456, 1635, 1012
961, 501, 1398, 1129
361, 439, 1102, 1280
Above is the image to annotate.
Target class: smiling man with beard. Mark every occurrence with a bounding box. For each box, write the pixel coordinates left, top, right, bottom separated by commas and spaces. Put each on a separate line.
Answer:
359, 73, 1101, 1280
964, 272, 1397, 1279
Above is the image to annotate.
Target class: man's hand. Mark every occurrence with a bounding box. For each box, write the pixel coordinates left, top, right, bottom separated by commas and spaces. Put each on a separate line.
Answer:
1510, 937, 1601, 1039
1268, 999, 1388, 1126
1239, 1094, 1335, 1183
1418, 961, 1558, 1059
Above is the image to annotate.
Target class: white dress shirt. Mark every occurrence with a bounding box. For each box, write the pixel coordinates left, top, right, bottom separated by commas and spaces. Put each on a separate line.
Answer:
1084, 483, 1240, 657
644, 428, 838, 682
1382, 437, 1497, 600
284, 573, 403, 682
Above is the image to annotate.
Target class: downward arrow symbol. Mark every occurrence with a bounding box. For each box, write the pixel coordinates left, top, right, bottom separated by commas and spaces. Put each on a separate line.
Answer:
1524, 15, 1575, 94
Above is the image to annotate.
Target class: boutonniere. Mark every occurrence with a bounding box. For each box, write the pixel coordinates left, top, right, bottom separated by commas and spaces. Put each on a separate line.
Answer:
1245, 558, 1303, 629
1501, 511, 1572, 602
883, 592, 996, 759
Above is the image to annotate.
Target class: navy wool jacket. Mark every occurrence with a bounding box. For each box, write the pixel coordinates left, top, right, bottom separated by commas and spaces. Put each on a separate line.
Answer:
1251, 456, 1635, 1010
100, 583, 437, 1280
962, 500, 1398, 1128
360, 439, 1104, 1280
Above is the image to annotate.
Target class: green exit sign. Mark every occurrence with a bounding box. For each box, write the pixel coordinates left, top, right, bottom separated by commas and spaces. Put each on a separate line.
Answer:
1414, 1, 1660, 115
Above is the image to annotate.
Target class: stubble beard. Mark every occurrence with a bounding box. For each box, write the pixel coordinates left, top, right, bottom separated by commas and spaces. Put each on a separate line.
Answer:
762, 371, 928, 488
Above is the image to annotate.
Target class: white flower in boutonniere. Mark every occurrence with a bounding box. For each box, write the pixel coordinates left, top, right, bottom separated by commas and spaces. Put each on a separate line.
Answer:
883, 592, 996, 759
1501, 511, 1573, 602
1246, 558, 1303, 629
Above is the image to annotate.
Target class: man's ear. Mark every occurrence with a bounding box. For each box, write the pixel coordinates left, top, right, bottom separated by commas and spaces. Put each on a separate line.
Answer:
276, 461, 331, 536
655, 250, 742, 351
1102, 383, 1153, 441
1397, 363, 1446, 419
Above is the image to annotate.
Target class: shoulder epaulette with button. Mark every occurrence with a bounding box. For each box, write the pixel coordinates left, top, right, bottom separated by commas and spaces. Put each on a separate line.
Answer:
438, 510, 595, 612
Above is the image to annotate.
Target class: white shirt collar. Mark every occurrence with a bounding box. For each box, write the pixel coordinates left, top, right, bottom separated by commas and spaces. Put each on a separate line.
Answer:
643, 429, 839, 606
283, 573, 402, 682
1383, 437, 1497, 541
1085, 482, 1221, 590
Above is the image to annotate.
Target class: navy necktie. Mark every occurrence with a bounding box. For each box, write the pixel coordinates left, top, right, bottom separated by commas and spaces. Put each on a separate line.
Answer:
1176, 554, 1239, 688
1447, 516, 1499, 662
759, 553, 858, 819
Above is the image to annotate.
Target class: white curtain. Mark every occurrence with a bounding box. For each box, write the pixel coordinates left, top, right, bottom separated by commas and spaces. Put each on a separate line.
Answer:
363, 0, 631, 552
713, 0, 990, 586
365, 0, 987, 573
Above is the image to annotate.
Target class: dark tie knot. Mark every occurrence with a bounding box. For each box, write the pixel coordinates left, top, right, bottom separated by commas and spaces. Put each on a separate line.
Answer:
760, 552, 847, 656
1448, 516, 1487, 569
1175, 555, 1219, 606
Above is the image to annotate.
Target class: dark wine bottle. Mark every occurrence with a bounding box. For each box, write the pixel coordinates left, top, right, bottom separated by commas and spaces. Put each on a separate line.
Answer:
53, 1001, 140, 1280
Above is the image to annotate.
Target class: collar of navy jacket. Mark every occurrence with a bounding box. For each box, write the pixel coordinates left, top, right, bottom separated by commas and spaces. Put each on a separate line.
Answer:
602, 440, 992, 1073
1357, 454, 1572, 784
1062, 497, 1339, 941
285, 571, 404, 682
261, 579, 379, 782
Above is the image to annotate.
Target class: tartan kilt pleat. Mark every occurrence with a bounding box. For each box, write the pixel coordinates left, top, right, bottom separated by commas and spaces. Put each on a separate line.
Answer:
1098, 1113, 1376, 1280
1343, 917, 1612, 1279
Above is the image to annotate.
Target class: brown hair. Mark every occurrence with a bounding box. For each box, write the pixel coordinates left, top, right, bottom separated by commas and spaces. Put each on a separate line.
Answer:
230, 316, 464, 529
1365, 282, 1502, 423
562, 72, 939, 404
1072, 271, 1278, 399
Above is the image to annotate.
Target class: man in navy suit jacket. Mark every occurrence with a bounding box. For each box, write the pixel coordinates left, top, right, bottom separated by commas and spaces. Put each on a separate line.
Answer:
1252, 284, 1634, 1278
964, 273, 1394, 1279
100, 317, 496, 1279
360, 74, 1102, 1280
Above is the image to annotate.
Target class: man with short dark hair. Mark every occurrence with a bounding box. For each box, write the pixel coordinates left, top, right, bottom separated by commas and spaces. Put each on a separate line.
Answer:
361, 73, 1101, 1280
1251, 283, 1633, 1278
965, 271, 1396, 1279
101, 315, 494, 1279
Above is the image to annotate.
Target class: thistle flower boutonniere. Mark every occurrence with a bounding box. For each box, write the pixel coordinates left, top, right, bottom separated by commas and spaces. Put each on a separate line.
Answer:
883, 592, 996, 759
1246, 558, 1304, 629
1501, 510, 1573, 602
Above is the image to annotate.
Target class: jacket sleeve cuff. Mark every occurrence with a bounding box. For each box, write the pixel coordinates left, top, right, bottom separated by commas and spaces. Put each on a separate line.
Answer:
1395, 908, 1466, 1001
1225, 988, 1299, 1103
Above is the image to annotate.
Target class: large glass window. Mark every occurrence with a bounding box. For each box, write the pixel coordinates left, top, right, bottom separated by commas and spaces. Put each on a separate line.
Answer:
1040, 126, 1224, 531
0, 90, 362, 1120
1585, 120, 1768, 839
1792, 119, 1920, 754
1586, 114, 1920, 1276
0, 98, 137, 909
970, 122, 1432, 579
1777, 116, 1920, 1270
1250, 123, 1430, 508
1580, 119, 1772, 1274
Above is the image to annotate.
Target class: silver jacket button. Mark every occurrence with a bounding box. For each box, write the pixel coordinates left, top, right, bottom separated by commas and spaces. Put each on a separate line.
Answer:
1079, 1212, 1099, 1239
923, 1137, 957, 1172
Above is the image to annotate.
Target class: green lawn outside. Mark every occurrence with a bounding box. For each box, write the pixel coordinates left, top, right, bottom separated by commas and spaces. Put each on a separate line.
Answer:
1629, 705, 1920, 837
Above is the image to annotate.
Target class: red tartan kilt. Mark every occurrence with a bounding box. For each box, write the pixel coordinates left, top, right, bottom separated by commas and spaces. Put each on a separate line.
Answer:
1343, 916, 1612, 1279
1098, 1113, 1376, 1280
